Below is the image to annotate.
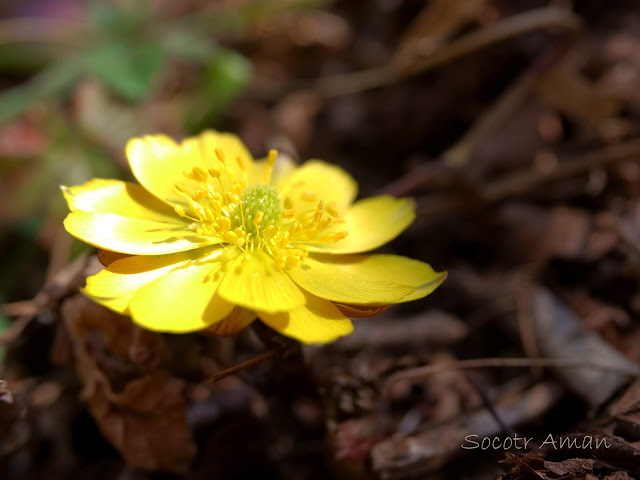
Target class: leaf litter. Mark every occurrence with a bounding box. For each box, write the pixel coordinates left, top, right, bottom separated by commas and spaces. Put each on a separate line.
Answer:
3, 1, 640, 479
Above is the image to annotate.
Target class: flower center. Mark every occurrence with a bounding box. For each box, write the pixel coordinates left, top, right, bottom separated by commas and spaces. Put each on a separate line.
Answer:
232, 184, 283, 235
170, 148, 349, 268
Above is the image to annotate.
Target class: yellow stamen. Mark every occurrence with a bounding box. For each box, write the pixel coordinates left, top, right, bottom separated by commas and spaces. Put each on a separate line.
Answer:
263, 225, 278, 240
290, 221, 302, 234
204, 208, 216, 223
174, 205, 186, 217
267, 149, 277, 167
313, 200, 325, 223
284, 197, 294, 209
253, 211, 264, 225
278, 232, 290, 247
264, 149, 278, 183
286, 256, 300, 268
218, 217, 231, 232
317, 217, 331, 230
274, 251, 287, 268
320, 231, 349, 243
327, 203, 339, 217
301, 191, 317, 201
224, 231, 238, 245
192, 166, 208, 181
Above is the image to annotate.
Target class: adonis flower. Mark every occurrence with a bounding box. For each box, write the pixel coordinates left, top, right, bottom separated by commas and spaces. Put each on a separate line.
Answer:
62, 131, 445, 343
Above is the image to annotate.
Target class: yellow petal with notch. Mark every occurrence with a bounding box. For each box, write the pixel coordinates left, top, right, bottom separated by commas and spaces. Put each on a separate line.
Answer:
218, 251, 306, 314
258, 291, 353, 344
308, 253, 446, 303
287, 255, 414, 305
276, 160, 357, 212
82, 249, 208, 313
126, 131, 254, 207
62, 178, 179, 223
129, 252, 234, 333
63, 210, 216, 255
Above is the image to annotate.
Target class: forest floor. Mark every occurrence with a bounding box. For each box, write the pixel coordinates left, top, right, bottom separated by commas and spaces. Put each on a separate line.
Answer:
3, 1, 640, 479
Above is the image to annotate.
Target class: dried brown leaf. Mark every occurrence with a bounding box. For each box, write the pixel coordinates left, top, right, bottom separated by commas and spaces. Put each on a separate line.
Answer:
531, 288, 637, 407
333, 303, 389, 319
61, 295, 194, 473
372, 383, 561, 479
499, 456, 624, 480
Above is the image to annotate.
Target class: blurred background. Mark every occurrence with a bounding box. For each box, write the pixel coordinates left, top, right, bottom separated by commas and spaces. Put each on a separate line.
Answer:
3, 0, 640, 479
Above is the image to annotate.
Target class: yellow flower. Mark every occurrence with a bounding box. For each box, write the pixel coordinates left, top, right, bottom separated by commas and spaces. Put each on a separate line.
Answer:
62, 131, 446, 343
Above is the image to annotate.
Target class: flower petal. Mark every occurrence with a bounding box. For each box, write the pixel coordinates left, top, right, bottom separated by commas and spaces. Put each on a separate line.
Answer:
287, 256, 414, 305
63, 210, 216, 255
310, 253, 446, 302
83, 250, 206, 314
258, 291, 353, 344
126, 131, 254, 206
129, 252, 234, 333
276, 160, 357, 213
217, 251, 306, 314
62, 178, 178, 223
203, 307, 256, 336
305, 195, 415, 254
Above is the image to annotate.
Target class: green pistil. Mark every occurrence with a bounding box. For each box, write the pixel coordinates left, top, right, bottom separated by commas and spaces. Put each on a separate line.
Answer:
233, 184, 283, 234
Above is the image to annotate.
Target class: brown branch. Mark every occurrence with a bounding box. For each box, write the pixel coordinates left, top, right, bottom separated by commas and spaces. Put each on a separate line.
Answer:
315, 6, 581, 98
383, 357, 640, 394
205, 350, 276, 384
413, 139, 640, 222
482, 139, 640, 203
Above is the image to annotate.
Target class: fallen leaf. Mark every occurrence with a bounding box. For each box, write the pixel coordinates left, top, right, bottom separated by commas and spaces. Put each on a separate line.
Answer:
61, 294, 194, 473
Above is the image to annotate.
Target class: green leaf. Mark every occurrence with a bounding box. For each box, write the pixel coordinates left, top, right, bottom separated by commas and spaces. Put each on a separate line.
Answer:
185, 48, 252, 132
84, 42, 164, 101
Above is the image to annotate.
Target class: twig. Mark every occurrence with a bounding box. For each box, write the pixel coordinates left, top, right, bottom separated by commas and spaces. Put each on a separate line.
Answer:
0, 315, 33, 346
46, 226, 73, 283
482, 138, 640, 202
0, 254, 90, 346
516, 289, 543, 378
315, 6, 581, 98
413, 139, 640, 222
466, 375, 518, 437
384, 357, 640, 394
383, 36, 575, 196
443, 37, 574, 168
206, 350, 276, 384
